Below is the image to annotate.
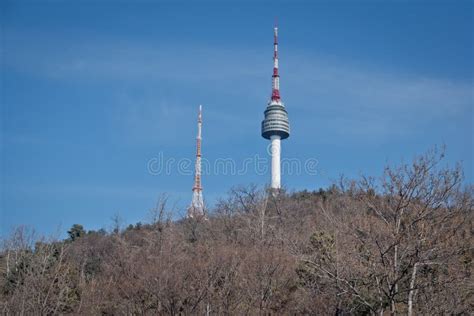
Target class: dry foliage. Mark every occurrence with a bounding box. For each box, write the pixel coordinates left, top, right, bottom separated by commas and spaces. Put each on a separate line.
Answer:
1, 149, 472, 315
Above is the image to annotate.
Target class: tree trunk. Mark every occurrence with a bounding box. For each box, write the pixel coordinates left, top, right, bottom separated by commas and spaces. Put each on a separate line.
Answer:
407, 263, 419, 316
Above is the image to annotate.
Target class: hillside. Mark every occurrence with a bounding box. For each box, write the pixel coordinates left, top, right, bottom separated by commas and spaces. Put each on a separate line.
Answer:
1, 150, 472, 315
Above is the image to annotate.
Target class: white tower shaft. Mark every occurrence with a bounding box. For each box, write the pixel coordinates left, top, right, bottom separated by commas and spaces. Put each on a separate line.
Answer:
270, 135, 281, 189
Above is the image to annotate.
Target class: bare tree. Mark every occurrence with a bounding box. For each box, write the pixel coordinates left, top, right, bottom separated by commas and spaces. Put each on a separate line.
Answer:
296, 148, 472, 314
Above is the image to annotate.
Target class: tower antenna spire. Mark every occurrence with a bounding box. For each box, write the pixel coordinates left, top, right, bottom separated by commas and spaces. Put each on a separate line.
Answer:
271, 22, 281, 101
188, 105, 205, 218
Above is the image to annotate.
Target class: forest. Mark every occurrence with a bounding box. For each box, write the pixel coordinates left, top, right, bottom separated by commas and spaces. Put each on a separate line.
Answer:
1, 149, 472, 315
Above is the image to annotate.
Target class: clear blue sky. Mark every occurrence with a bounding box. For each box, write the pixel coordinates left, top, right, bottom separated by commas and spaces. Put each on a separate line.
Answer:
1, 0, 473, 237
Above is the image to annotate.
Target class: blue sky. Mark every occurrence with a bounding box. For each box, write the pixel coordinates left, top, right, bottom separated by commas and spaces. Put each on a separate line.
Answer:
1, 0, 473, 237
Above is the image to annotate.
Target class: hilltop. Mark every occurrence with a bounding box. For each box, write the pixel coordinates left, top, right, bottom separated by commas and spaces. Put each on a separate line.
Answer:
1, 149, 472, 315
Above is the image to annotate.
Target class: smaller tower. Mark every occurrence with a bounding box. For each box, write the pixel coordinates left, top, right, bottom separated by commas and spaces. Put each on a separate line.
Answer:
188, 105, 205, 218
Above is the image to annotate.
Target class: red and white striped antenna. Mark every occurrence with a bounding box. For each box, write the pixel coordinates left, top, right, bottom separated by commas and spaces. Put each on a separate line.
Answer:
189, 105, 204, 218
271, 20, 281, 102
193, 105, 202, 192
